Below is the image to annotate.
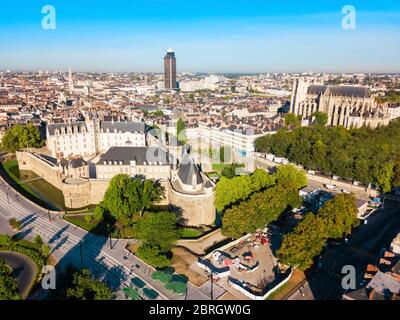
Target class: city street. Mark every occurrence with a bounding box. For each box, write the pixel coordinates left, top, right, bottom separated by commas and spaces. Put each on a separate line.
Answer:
305, 199, 400, 300
0, 176, 210, 300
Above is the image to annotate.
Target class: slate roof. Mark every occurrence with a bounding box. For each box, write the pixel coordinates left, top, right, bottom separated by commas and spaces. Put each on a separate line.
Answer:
177, 152, 203, 186
47, 122, 87, 135
100, 121, 145, 133
307, 85, 370, 98
59, 157, 87, 168
97, 147, 170, 166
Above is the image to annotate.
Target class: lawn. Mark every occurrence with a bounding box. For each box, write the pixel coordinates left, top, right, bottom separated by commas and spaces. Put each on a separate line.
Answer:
1, 160, 41, 200
180, 228, 203, 239
63, 215, 99, 233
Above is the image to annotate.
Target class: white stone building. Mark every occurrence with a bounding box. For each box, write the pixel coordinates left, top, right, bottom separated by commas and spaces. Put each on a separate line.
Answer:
46, 119, 146, 158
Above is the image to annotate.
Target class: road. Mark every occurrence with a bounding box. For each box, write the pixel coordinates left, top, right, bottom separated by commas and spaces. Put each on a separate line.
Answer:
0, 251, 37, 299
305, 199, 400, 300
0, 176, 210, 300
253, 156, 372, 200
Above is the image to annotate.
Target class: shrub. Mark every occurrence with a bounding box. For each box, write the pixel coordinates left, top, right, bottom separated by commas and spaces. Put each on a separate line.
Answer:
136, 245, 170, 269
84, 215, 93, 224
9, 218, 21, 230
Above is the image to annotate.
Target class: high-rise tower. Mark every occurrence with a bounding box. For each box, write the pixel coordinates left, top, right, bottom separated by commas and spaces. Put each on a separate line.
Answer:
164, 49, 177, 90
68, 66, 74, 94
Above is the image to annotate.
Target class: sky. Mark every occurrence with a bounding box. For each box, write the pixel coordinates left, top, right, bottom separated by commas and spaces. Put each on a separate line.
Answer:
0, 0, 399, 73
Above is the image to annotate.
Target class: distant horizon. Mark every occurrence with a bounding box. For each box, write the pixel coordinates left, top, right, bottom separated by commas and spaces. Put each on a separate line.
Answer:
2, 69, 400, 75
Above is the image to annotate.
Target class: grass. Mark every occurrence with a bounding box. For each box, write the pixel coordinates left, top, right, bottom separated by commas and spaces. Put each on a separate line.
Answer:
211, 163, 245, 174
2, 160, 41, 200
211, 163, 229, 172
265, 269, 306, 300
265, 282, 289, 300
63, 215, 99, 232
180, 228, 203, 239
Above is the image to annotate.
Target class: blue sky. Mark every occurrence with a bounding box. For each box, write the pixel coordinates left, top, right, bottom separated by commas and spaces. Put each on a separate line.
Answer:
0, 0, 399, 73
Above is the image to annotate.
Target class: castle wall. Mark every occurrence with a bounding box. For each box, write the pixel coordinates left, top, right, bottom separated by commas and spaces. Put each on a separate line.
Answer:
168, 182, 215, 226
16, 152, 174, 211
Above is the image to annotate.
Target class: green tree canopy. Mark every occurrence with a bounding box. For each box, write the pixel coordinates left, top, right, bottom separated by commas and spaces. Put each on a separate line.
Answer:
254, 119, 400, 191
277, 213, 327, 270
134, 211, 180, 252
318, 193, 359, 239
101, 175, 164, 222
0, 258, 21, 300
66, 269, 113, 300
312, 111, 328, 126
176, 118, 186, 143
1, 123, 43, 153
277, 193, 359, 270
136, 245, 170, 269
215, 168, 276, 213
284, 113, 301, 129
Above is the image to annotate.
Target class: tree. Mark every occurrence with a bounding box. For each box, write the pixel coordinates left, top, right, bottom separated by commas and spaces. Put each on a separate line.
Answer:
215, 169, 275, 213
134, 211, 180, 252
284, 113, 301, 129
374, 162, 394, 193
221, 164, 243, 179
101, 175, 164, 222
0, 258, 20, 300
176, 118, 186, 143
277, 193, 359, 270
393, 158, 400, 187
313, 111, 328, 127
277, 213, 327, 270
318, 194, 359, 239
252, 118, 400, 191
221, 174, 302, 239
66, 269, 113, 300
275, 165, 307, 191
1, 123, 43, 153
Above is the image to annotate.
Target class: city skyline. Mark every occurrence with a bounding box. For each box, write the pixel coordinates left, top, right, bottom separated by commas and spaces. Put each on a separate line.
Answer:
0, 0, 400, 73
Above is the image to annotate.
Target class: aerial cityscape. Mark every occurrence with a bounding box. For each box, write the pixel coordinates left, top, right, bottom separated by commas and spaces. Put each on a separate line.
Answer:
0, 0, 400, 312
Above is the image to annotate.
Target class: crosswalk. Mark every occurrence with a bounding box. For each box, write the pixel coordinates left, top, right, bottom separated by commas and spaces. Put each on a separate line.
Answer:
0, 187, 166, 300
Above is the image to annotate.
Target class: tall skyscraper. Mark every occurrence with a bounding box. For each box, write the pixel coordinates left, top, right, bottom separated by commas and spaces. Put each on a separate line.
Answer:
68, 66, 74, 94
164, 48, 177, 90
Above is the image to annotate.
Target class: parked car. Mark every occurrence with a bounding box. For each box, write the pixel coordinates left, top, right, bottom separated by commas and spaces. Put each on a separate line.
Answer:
308, 170, 316, 175
342, 189, 351, 194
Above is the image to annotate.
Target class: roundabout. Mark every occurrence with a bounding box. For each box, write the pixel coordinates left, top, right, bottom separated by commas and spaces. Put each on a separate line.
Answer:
0, 251, 37, 299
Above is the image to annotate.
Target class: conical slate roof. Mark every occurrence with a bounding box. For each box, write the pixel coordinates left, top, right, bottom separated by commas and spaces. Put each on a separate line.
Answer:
177, 152, 203, 186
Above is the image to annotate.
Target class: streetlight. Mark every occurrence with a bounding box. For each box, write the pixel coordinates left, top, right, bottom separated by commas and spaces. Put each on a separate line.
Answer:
6, 187, 10, 204
79, 243, 84, 266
